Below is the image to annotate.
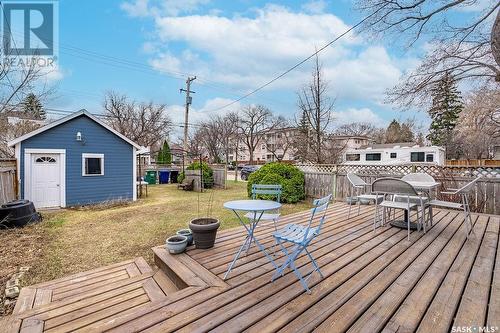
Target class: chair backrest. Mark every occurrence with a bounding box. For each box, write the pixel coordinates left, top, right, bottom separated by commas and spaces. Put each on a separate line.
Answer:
455, 176, 482, 195
402, 172, 435, 183
251, 184, 282, 202
372, 177, 419, 197
347, 173, 367, 188
303, 194, 332, 242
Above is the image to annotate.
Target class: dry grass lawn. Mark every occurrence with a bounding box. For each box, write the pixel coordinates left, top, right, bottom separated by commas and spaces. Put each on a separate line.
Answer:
0, 181, 311, 316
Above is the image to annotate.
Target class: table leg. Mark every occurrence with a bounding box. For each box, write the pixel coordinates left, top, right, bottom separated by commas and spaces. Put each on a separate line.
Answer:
224, 209, 277, 279
224, 235, 250, 280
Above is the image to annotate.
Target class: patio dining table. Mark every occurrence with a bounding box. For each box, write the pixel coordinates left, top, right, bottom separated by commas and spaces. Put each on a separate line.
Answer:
389, 180, 440, 230
223, 199, 281, 279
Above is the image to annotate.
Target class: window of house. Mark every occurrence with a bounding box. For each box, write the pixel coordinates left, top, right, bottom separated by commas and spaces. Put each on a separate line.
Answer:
82, 153, 104, 176
390, 152, 397, 158
410, 152, 425, 162
35, 156, 56, 163
345, 153, 361, 161
261, 144, 266, 150
426, 154, 434, 162
366, 153, 382, 161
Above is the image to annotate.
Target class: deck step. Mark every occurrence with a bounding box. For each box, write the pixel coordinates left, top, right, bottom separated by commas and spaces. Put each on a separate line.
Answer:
11, 257, 154, 315
153, 270, 179, 295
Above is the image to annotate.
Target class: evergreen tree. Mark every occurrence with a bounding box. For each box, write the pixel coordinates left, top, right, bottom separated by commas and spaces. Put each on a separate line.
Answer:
157, 140, 172, 164
385, 119, 402, 143
416, 132, 425, 146
295, 110, 311, 162
162, 140, 172, 164
400, 122, 415, 142
21, 93, 45, 120
427, 73, 463, 147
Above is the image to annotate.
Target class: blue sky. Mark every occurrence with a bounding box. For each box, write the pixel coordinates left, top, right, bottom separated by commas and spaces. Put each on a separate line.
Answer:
44, 0, 476, 134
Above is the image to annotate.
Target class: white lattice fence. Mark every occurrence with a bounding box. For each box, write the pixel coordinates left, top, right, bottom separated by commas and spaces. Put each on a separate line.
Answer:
298, 163, 500, 214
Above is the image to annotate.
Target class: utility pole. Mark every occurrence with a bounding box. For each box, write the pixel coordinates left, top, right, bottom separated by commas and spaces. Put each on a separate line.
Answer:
180, 76, 196, 155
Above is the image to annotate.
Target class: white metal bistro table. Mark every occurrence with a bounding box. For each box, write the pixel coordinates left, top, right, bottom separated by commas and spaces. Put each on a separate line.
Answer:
390, 180, 440, 229
223, 199, 282, 279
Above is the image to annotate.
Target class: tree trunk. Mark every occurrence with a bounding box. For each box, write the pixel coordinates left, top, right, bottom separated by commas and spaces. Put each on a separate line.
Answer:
493, 9, 500, 81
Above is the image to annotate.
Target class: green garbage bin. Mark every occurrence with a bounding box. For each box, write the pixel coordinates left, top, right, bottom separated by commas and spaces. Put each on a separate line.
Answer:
145, 171, 157, 185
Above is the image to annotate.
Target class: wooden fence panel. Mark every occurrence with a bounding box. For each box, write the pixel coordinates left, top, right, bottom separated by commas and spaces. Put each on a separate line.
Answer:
212, 169, 226, 189
303, 172, 334, 198
0, 159, 17, 204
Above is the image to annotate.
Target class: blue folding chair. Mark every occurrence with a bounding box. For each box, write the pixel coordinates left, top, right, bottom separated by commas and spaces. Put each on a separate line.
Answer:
245, 184, 282, 230
245, 184, 282, 254
271, 194, 332, 293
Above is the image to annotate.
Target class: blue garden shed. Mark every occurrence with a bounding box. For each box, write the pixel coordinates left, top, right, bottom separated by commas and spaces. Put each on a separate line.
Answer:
8, 110, 141, 208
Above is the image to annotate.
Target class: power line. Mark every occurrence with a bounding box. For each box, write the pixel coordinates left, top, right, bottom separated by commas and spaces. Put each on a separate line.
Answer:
0, 29, 293, 108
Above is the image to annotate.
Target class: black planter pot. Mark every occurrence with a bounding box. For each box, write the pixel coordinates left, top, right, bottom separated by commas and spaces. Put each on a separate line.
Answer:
189, 218, 220, 249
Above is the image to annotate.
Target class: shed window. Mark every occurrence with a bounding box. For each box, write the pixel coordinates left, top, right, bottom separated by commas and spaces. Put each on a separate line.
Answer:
426, 154, 434, 162
411, 152, 425, 162
346, 153, 360, 161
365, 153, 381, 161
82, 153, 104, 176
390, 153, 397, 158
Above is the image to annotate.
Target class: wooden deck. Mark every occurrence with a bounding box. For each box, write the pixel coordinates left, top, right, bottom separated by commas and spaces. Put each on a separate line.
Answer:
3, 202, 500, 332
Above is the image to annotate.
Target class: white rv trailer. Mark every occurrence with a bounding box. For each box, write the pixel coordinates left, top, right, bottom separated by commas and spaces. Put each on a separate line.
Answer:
343, 143, 446, 166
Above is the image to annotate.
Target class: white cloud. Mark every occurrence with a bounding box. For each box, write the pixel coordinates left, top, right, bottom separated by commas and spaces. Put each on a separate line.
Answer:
454, 0, 493, 12
126, 4, 409, 108
334, 107, 387, 127
150, 5, 360, 88
120, 0, 150, 17
168, 97, 241, 128
40, 65, 66, 83
301, 0, 328, 14
121, 0, 210, 17
325, 46, 402, 103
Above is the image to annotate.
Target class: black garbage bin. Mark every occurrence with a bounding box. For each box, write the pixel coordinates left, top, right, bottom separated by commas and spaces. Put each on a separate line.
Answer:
170, 170, 179, 183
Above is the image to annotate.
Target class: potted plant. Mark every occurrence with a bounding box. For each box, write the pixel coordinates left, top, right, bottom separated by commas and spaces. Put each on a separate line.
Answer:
176, 229, 193, 246
189, 218, 220, 249
165, 235, 188, 254
189, 183, 220, 249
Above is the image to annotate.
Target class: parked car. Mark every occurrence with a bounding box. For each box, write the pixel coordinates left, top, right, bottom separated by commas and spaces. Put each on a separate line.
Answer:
240, 165, 261, 180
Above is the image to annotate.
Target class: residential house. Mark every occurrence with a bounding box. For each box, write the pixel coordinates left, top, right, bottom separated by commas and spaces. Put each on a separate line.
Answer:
8, 110, 142, 208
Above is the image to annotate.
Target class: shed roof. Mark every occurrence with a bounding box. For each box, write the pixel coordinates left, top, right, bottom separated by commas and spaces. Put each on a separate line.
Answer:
8, 110, 142, 149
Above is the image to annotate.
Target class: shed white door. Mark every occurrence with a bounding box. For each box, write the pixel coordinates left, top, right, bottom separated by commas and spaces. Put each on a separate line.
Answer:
31, 154, 61, 208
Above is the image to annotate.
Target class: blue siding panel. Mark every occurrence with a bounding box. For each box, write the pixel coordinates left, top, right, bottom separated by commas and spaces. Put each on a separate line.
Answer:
20, 115, 134, 206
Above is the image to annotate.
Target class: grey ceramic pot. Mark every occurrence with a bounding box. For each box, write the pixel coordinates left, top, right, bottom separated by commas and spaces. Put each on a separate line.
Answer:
176, 229, 194, 246
166, 235, 188, 254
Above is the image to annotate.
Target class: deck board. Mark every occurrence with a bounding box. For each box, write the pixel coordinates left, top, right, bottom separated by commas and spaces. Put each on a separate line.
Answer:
4, 202, 499, 332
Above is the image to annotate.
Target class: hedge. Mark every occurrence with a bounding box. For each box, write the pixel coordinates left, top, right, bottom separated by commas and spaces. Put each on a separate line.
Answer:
247, 163, 305, 203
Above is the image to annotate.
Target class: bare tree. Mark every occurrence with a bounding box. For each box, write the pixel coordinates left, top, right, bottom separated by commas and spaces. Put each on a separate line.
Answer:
218, 113, 239, 165
197, 119, 223, 163
103, 91, 172, 148
1, 46, 56, 114
335, 122, 376, 136
355, 0, 500, 107
454, 88, 500, 159
234, 105, 277, 163
296, 54, 334, 163
265, 117, 294, 162
0, 115, 42, 157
